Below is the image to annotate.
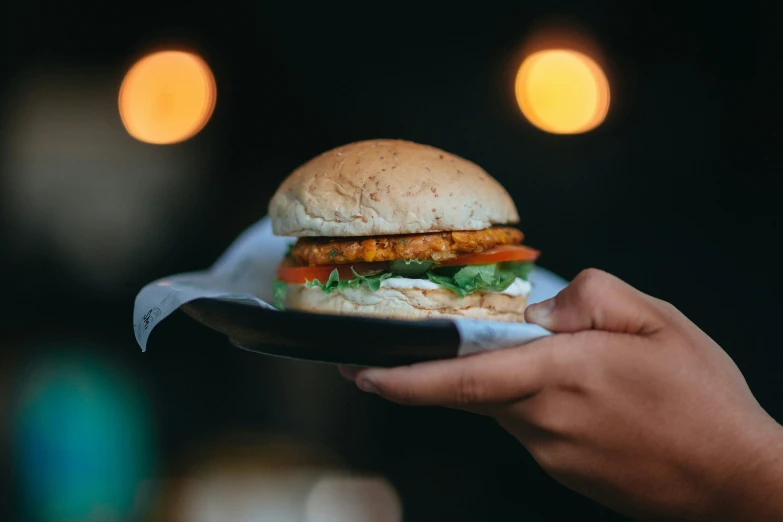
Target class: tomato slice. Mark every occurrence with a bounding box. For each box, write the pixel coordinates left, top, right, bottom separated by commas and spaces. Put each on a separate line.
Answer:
437, 245, 540, 267
276, 261, 389, 284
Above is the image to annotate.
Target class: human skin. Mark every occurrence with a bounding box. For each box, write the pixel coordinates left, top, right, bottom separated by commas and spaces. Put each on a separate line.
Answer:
340, 269, 783, 521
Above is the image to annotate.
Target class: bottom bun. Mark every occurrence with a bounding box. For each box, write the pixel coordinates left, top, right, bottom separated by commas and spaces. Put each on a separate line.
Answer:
287, 284, 528, 322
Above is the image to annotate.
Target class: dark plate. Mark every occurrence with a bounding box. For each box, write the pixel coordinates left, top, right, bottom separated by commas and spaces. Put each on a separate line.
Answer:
180, 298, 461, 367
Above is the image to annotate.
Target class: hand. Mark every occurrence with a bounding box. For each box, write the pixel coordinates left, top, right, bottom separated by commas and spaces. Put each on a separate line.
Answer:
340, 269, 783, 521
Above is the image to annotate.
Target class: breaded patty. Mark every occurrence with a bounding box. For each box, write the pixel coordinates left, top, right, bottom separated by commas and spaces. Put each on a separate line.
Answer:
292, 227, 523, 266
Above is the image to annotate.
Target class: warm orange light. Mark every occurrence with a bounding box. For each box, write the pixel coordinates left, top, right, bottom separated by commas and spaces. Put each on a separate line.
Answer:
515, 49, 610, 134
119, 50, 216, 144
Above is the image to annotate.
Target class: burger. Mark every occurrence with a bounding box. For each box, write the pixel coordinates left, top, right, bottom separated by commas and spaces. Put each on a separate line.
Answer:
268, 139, 540, 322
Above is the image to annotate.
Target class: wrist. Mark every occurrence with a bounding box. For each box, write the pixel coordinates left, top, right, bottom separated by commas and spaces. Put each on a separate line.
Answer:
709, 415, 783, 521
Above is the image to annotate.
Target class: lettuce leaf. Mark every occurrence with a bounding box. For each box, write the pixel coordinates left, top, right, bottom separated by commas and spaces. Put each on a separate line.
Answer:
388, 259, 436, 277
289, 261, 534, 298
499, 261, 534, 280
426, 263, 526, 297
305, 267, 393, 294
272, 279, 288, 310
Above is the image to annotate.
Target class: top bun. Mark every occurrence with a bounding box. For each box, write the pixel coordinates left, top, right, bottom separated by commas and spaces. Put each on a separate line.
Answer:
269, 139, 519, 237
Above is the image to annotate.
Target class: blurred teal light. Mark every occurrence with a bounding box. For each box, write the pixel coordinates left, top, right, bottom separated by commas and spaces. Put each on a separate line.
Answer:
11, 346, 154, 522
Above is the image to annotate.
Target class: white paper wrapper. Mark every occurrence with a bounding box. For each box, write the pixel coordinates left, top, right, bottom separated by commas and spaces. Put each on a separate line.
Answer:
133, 217, 568, 356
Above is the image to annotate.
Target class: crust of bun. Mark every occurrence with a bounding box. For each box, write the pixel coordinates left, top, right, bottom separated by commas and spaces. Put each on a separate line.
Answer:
287, 284, 527, 322
269, 139, 519, 237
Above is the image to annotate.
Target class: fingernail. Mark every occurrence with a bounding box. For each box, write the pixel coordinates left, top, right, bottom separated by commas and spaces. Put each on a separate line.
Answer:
357, 378, 378, 394
526, 298, 555, 322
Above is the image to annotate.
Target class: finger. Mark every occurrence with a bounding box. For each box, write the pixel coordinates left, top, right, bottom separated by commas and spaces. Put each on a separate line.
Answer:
338, 365, 362, 381
353, 342, 554, 407
525, 268, 665, 335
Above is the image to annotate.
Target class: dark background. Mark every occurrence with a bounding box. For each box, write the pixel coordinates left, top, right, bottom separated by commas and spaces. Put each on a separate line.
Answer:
1, 1, 780, 521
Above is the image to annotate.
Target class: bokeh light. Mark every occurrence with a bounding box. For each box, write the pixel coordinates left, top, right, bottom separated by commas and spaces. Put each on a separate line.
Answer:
119, 50, 216, 144
515, 49, 610, 134
1, 71, 208, 291
145, 435, 402, 522
10, 346, 154, 521
305, 474, 402, 522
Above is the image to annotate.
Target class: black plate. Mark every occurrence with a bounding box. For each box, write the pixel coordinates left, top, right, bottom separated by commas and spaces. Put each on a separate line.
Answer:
180, 298, 461, 367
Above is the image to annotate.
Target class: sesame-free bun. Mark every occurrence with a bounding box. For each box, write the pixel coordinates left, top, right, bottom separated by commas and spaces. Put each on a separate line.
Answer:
287, 284, 527, 322
269, 139, 519, 237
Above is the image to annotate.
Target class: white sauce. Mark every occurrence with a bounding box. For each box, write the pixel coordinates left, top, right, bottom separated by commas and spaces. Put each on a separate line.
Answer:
378, 278, 441, 291
378, 277, 532, 297
497, 278, 533, 297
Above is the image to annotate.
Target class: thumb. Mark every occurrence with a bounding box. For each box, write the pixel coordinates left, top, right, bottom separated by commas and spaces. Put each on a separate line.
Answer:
525, 268, 664, 335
